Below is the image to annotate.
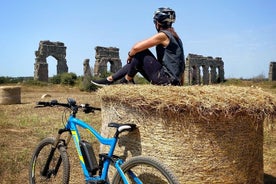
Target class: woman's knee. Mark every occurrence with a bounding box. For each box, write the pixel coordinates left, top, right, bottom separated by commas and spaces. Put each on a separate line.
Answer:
134, 49, 155, 60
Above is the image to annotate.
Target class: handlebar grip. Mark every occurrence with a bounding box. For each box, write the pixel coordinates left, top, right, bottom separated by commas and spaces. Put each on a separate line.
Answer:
36, 101, 50, 106
92, 107, 101, 111
80, 104, 101, 113
36, 100, 58, 107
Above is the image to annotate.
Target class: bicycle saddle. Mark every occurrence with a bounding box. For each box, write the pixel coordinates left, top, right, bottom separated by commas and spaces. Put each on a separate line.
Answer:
108, 122, 136, 133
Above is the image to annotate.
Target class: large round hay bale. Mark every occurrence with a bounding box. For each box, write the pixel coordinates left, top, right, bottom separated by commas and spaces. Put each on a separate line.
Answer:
0, 86, 21, 105
97, 85, 276, 183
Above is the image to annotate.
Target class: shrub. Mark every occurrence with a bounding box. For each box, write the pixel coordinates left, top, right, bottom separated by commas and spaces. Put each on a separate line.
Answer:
0, 76, 25, 84
50, 75, 61, 84
51, 73, 77, 86
134, 75, 149, 84
0, 77, 6, 84
60, 72, 77, 85
79, 76, 98, 92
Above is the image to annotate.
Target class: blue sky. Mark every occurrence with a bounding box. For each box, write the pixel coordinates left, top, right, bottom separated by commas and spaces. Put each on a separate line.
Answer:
0, 0, 275, 78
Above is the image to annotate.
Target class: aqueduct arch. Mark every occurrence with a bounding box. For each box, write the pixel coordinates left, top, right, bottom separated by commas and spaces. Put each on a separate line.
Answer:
93, 46, 122, 76
184, 54, 224, 85
34, 40, 68, 81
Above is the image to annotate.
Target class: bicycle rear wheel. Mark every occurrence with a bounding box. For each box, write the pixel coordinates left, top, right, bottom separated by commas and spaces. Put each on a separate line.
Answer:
29, 137, 70, 184
112, 156, 179, 184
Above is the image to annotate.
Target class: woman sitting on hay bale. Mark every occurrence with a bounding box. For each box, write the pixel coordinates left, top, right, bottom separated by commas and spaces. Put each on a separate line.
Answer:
92, 7, 185, 86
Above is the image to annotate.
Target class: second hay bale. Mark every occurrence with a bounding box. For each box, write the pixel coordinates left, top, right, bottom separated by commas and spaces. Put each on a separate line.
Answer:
0, 86, 21, 105
97, 85, 276, 183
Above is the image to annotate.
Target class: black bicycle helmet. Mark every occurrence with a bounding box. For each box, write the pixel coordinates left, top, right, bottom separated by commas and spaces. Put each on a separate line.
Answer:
153, 7, 176, 28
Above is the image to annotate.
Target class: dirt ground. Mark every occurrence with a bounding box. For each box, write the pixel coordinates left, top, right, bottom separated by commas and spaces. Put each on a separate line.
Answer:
0, 84, 276, 183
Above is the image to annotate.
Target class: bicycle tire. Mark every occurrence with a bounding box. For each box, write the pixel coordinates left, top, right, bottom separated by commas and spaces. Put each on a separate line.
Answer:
111, 156, 179, 184
29, 137, 70, 184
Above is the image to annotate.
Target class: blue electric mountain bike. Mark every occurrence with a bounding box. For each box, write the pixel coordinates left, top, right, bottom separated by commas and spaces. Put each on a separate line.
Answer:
29, 98, 179, 184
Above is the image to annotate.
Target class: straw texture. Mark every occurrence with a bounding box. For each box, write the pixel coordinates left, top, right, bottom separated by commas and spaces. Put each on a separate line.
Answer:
97, 85, 276, 183
0, 86, 21, 105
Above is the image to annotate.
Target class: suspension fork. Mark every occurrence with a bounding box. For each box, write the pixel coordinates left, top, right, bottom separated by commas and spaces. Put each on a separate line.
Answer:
53, 132, 72, 176
41, 128, 71, 177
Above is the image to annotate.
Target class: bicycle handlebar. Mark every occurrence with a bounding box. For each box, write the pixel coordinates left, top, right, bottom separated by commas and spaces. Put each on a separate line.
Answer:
35, 98, 101, 114
37, 100, 67, 107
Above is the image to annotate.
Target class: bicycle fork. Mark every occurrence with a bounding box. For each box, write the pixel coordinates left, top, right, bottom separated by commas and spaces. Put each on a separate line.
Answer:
41, 128, 72, 178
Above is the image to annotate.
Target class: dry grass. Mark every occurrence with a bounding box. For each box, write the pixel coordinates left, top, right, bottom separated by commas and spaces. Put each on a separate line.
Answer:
0, 81, 276, 183
0, 84, 102, 184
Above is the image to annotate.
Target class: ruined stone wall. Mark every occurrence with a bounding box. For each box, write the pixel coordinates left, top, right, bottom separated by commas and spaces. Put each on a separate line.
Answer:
82, 58, 93, 87
184, 54, 224, 85
93, 46, 122, 76
268, 62, 276, 81
34, 40, 68, 81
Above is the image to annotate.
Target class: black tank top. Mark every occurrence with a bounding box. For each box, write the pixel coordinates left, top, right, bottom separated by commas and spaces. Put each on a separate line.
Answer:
156, 30, 185, 82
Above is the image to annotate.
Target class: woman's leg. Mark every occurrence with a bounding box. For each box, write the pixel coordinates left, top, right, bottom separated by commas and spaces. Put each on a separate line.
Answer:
112, 49, 155, 81
111, 64, 131, 81
127, 49, 171, 85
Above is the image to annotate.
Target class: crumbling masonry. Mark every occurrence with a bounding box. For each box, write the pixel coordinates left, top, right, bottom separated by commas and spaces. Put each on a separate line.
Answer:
34, 40, 68, 81
184, 54, 224, 85
93, 46, 122, 76
268, 62, 276, 81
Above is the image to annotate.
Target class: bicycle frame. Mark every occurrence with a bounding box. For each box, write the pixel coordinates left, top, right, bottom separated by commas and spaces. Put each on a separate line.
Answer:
64, 114, 129, 183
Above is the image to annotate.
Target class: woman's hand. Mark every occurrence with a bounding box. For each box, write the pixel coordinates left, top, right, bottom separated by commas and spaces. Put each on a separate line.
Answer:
127, 56, 132, 64
127, 51, 134, 64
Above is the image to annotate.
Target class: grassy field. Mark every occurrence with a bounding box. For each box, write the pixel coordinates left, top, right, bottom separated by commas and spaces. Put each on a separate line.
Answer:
1, 81, 276, 183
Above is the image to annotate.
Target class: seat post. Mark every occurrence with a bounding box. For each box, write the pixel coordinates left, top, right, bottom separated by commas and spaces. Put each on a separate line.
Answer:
113, 130, 120, 138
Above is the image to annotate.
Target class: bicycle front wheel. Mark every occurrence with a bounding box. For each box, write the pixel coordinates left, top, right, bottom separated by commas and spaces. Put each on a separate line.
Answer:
112, 156, 179, 184
29, 137, 70, 184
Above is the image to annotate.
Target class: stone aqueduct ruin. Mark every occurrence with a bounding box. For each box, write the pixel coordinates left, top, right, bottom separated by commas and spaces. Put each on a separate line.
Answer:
184, 54, 224, 85
34, 40, 68, 82
34, 41, 225, 85
93, 46, 122, 76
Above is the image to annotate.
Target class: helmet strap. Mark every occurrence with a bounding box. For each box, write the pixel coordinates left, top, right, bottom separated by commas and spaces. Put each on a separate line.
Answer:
155, 21, 161, 32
